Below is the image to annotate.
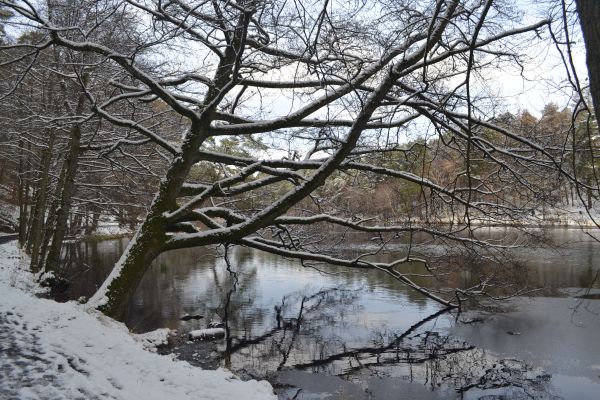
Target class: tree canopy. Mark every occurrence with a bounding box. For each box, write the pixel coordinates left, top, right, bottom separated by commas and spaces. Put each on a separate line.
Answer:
0, 0, 598, 319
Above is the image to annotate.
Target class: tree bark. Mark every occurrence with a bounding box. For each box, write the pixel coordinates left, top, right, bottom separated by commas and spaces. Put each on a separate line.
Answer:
576, 0, 600, 126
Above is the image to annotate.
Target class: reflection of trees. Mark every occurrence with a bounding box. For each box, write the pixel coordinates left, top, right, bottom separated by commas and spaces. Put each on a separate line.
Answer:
126, 244, 268, 333
213, 276, 556, 399
57, 240, 559, 397
218, 285, 361, 373
290, 307, 460, 372
55, 238, 127, 301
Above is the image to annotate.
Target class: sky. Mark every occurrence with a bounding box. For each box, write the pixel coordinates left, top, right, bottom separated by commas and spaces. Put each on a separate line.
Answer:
495, 0, 588, 115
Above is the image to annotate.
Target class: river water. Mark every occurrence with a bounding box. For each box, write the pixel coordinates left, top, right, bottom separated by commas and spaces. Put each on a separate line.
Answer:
60, 228, 600, 399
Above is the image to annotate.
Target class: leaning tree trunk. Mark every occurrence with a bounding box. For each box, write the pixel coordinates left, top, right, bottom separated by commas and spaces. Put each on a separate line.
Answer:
85, 10, 254, 319
86, 152, 196, 320
576, 0, 600, 127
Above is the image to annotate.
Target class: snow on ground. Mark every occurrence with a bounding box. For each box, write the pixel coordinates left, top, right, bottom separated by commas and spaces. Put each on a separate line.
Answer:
132, 328, 173, 352
94, 221, 131, 237
538, 204, 600, 227
0, 240, 276, 400
0, 202, 17, 233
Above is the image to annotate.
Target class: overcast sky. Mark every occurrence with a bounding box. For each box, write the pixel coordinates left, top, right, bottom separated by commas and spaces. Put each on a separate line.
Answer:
497, 0, 588, 115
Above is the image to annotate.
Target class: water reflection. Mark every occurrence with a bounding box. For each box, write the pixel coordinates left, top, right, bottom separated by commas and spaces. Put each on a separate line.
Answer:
57, 228, 600, 399
157, 270, 557, 399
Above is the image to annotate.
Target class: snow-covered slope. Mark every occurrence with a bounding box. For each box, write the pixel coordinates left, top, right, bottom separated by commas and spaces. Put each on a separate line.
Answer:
0, 241, 276, 400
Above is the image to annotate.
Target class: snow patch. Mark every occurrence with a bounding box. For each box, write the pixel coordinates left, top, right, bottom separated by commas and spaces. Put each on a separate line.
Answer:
133, 328, 174, 351
38, 270, 55, 283
189, 328, 226, 340
0, 240, 47, 295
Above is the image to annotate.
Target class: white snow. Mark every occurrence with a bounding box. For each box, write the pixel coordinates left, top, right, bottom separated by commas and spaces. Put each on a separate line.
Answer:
0, 240, 276, 400
189, 328, 226, 340
132, 328, 173, 352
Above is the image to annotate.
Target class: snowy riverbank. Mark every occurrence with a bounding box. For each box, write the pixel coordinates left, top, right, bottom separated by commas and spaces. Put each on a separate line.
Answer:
0, 240, 276, 400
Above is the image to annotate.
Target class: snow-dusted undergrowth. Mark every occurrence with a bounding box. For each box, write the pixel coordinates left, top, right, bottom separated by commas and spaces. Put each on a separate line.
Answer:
0, 241, 276, 400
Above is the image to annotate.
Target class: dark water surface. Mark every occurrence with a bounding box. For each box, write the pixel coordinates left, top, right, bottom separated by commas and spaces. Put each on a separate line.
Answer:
60, 228, 600, 399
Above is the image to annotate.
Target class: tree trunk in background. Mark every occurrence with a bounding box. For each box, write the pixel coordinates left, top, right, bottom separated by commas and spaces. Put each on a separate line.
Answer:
28, 130, 56, 271
84, 208, 100, 235
576, 0, 600, 126
38, 75, 89, 275
42, 123, 82, 275
17, 140, 30, 245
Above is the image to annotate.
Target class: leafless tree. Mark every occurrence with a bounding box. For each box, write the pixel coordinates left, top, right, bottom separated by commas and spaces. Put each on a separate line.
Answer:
0, 0, 174, 281
0, 0, 597, 319
544, 0, 600, 231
